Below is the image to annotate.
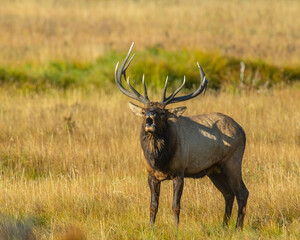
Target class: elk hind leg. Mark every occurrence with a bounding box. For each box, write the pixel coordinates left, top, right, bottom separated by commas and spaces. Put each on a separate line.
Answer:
208, 171, 235, 226
235, 180, 249, 230
223, 149, 249, 230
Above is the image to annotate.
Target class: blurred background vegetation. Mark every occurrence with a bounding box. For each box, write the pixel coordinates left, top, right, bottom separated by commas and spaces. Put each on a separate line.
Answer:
0, 0, 299, 92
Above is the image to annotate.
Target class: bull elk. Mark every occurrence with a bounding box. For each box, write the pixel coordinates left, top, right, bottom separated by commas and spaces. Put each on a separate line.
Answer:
115, 43, 249, 230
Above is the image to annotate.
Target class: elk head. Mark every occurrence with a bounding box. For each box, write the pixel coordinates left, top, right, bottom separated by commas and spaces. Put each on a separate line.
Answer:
115, 42, 208, 136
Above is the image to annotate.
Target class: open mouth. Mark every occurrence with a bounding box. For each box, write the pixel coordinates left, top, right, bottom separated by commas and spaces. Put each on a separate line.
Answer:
145, 117, 155, 132
146, 117, 153, 125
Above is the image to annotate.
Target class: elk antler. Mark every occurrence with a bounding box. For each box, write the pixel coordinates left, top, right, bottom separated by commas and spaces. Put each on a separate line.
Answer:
161, 62, 208, 106
115, 42, 150, 105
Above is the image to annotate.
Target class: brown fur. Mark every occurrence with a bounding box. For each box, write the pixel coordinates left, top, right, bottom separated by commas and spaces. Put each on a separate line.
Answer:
129, 102, 249, 230
145, 133, 165, 154
143, 158, 169, 181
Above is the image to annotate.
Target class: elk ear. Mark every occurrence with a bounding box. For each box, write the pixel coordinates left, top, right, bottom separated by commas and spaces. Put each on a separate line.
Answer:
168, 106, 187, 117
128, 102, 144, 117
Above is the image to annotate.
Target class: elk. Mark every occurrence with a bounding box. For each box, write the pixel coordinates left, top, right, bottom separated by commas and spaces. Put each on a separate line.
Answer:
115, 43, 249, 230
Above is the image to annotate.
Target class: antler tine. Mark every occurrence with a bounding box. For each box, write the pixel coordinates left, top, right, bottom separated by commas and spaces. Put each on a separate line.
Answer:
126, 76, 149, 103
115, 61, 137, 101
163, 76, 186, 105
142, 74, 150, 102
198, 62, 208, 95
117, 42, 135, 81
115, 42, 150, 105
160, 76, 169, 103
123, 53, 135, 74
162, 62, 208, 105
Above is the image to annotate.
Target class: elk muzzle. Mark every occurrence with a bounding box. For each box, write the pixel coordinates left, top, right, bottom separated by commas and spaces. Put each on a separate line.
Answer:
145, 114, 156, 132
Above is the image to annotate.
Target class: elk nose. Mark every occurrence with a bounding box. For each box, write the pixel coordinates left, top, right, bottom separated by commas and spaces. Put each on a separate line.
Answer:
146, 117, 153, 126
145, 115, 156, 133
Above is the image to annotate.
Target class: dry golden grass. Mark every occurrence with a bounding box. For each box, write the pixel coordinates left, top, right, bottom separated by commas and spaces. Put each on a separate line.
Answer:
0, 85, 299, 239
0, 0, 300, 66
0, 1, 299, 238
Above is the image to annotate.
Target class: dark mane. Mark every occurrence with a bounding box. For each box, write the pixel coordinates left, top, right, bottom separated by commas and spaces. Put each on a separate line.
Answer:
140, 123, 176, 172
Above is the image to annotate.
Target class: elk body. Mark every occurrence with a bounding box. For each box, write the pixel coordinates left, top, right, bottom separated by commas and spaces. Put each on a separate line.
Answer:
115, 43, 249, 230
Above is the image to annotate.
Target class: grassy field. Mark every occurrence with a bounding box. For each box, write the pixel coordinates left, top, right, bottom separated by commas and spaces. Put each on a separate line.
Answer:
0, 0, 300, 239
0, 86, 299, 239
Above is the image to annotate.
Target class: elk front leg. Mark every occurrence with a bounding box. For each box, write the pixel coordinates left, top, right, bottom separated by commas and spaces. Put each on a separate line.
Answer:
148, 174, 161, 226
172, 175, 184, 228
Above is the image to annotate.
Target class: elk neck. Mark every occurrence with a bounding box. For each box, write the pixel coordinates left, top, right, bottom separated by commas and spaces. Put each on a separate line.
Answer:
140, 122, 176, 172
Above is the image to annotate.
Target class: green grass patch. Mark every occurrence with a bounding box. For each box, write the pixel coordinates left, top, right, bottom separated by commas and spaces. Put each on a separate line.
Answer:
0, 47, 299, 92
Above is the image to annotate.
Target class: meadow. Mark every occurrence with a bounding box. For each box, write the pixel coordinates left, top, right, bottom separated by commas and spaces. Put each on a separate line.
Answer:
0, 0, 300, 239
0, 87, 299, 239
